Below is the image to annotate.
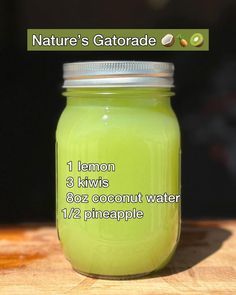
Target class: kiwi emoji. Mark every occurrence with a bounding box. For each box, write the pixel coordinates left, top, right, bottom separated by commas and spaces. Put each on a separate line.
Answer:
190, 33, 204, 47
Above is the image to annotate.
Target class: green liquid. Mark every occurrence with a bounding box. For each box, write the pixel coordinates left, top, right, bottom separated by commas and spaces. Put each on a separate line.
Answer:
56, 88, 181, 277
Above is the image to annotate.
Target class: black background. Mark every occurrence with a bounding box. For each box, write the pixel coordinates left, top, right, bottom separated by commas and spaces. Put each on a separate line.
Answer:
1, 0, 236, 222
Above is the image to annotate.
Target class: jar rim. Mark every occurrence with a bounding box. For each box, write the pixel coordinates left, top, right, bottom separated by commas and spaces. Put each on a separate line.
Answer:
63, 60, 174, 88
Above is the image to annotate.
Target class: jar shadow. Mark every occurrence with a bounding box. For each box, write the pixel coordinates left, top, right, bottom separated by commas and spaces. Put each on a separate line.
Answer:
144, 220, 232, 279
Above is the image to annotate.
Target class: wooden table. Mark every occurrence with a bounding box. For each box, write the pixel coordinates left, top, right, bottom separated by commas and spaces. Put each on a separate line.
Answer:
0, 221, 235, 295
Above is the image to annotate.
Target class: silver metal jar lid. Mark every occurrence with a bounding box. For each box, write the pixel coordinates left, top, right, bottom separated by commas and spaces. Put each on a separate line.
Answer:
63, 60, 174, 88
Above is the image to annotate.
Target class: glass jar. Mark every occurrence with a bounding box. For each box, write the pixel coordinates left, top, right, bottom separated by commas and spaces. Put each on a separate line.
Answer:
56, 61, 181, 279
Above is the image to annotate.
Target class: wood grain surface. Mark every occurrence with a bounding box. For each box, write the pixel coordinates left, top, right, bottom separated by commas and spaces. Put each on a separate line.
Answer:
0, 220, 235, 295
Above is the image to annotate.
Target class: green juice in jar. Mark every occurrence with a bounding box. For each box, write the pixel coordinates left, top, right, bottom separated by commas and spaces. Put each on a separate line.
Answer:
56, 61, 181, 279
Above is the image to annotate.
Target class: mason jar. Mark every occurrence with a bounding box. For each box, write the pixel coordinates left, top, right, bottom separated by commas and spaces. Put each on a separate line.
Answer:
56, 61, 181, 279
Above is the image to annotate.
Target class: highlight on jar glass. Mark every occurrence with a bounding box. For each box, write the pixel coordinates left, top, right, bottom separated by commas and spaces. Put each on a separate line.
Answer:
56, 60, 181, 279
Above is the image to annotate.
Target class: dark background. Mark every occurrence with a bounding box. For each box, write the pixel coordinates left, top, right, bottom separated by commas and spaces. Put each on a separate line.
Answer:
1, 0, 236, 223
